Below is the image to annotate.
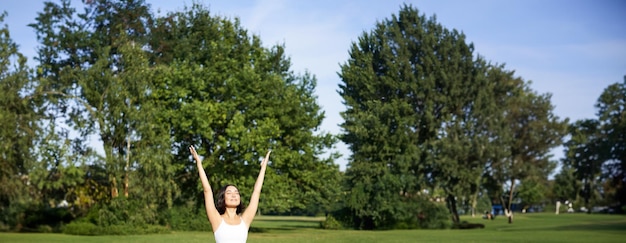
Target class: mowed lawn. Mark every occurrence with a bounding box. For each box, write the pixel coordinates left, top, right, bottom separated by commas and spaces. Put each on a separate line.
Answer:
1, 213, 625, 243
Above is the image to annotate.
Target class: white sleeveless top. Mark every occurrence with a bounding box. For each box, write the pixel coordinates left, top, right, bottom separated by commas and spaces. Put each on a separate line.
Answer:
214, 217, 249, 243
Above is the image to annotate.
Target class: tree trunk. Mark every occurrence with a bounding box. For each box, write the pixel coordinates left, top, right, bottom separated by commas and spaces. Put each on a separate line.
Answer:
471, 191, 478, 218
447, 194, 460, 224
124, 135, 130, 197
506, 209, 513, 223
584, 182, 591, 214
111, 176, 119, 198
507, 180, 515, 224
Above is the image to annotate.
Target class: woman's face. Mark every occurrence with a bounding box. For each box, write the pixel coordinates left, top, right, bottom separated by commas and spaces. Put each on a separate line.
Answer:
224, 185, 241, 207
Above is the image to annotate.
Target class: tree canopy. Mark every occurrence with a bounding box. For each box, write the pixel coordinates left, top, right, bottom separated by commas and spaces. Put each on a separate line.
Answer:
1, 0, 341, 232
563, 76, 626, 210
338, 4, 567, 228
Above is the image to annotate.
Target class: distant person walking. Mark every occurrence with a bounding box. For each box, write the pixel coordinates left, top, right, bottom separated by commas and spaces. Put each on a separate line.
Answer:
190, 146, 271, 243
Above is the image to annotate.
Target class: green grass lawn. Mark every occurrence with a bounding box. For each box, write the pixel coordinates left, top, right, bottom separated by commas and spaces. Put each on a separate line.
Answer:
1, 213, 625, 242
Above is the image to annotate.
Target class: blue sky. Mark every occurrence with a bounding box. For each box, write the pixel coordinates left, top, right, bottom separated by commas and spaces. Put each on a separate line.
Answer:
3, 0, 626, 171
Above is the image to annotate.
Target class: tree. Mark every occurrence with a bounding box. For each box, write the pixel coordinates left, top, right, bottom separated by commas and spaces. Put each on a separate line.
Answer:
113, 38, 179, 208
595, 76, 626, 208
517, 175, 548, 210
28, 2, 185, 229
552, 165, 580, 206
338, 5, 503, 228
148, 3, 341, 214
488, 77, 567, 223
0, 12, 40, 229
562, 76, 626, 212
30, 0, 166, 203
562, 119, 603, 211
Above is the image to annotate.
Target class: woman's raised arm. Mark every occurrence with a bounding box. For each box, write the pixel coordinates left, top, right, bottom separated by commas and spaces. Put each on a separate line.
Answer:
190, 146, 222, 232
241, 150, 271, 225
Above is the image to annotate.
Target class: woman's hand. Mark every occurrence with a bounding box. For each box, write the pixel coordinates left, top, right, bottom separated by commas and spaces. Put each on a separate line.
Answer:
261, 150, 272, 167
189, 145, 201, 163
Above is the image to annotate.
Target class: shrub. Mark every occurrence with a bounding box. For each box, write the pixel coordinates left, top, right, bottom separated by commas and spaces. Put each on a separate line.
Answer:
16, 205, 74, 232
320, 215, 342, 230
62, 222, 100, 235
37, 225, 53, 233
81, 197, 161, 227
415, 198, 451, 229
63, 197, 172, 235
326, 207, 354, 229
162, 204, 210, 231
0, 222, 9, 232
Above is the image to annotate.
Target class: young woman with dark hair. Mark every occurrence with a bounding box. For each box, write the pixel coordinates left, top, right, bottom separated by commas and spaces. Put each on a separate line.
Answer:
190, 146, 271, 243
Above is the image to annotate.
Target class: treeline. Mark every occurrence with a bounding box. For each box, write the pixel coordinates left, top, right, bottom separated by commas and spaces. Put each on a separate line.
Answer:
0, 1, 624, 234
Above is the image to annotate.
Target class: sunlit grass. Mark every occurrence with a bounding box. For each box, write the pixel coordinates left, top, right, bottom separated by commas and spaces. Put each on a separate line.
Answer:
1, 213, 625, 242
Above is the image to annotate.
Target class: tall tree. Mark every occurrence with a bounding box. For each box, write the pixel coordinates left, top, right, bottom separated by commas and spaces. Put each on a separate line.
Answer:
2, 10, 96, 229
148, 3, 340, 213
112, 38, 179, 208
30, 0, 158, 201
338, 5, 504, 228
0, 12, 40, 228
562, 76, 626, 211
595, 76, 626, 208
562, 119, 603, 211
488, 77, 567, 223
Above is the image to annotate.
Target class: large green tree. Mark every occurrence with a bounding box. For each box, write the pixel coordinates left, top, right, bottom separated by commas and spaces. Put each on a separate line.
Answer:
30, 0, 178, 209
1, 10, 97, 230
148, 4, 341, 214
562, 119, 603, 211
487, 77, 567, 223
562, 76, 626, 212
0, 12, 41, 229
339, 4, 567, 227
338, 5, 505, 228
595, 76, 626, 208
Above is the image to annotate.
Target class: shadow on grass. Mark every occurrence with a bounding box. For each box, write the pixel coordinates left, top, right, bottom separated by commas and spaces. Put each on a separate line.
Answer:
492, 219, 626, 232
251, 218, 322, 233
550, 221, 626, 231
250, 225, 319, 233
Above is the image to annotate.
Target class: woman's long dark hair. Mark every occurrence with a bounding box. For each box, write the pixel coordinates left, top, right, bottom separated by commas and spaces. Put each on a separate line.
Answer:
216, 184, 244, 215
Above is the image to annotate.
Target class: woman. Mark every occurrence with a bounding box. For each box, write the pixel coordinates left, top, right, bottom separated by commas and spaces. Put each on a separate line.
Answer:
190, 145, 271, 243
